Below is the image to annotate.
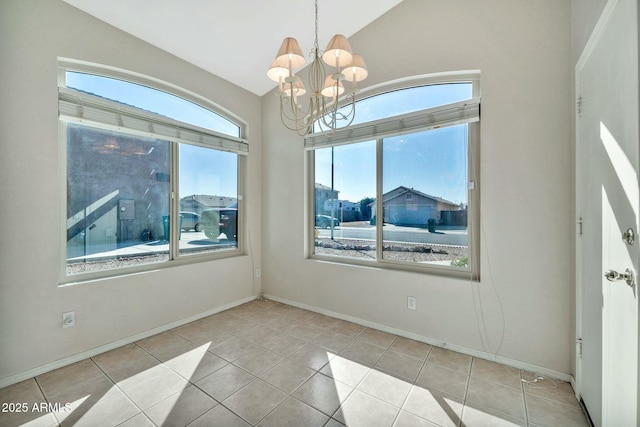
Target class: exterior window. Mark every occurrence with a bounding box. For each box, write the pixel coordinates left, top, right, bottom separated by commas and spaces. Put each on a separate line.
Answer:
66, 124, 171, 274
60, 68, 247, 280
308, 78, 479, 278
178, 145, 238, 257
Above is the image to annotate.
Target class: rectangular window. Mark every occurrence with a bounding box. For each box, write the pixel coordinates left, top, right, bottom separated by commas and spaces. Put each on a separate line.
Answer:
60, 67, 247, 281
66, 124, 171, 274
308, 83, 479, 278
314, 141, 376, 261
178, 145, 238, 257
381, 126, 469, 268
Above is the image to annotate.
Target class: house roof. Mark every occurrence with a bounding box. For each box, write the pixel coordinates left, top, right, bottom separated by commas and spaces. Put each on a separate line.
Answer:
382, 186, 460, 207
181, 194, 236, 208
315, 183, 340, 193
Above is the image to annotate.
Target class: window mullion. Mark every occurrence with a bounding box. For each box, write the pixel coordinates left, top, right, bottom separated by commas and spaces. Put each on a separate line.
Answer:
170, 141, 180, 260
376, 138, 383, 261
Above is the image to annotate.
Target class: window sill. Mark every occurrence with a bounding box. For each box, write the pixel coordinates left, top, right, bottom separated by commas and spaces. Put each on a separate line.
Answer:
59, 249, 246, 287
308, 253, 478, 281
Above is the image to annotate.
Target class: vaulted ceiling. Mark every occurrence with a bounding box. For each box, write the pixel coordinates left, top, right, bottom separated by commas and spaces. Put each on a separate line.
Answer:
62, 0, 404, 96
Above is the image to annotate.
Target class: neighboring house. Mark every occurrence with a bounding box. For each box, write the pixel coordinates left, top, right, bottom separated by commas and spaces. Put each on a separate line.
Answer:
66, 127, 171, 254
323, 199, 361, 222
180, 194, 237, 215
315, 183, 339, 215
371, 186, 465, 227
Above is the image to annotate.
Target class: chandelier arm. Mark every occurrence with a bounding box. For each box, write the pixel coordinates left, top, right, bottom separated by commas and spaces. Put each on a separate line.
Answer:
337, 96, 357, 128
279, 109, 311, 135
337, 93, 357, 121
314, 92, 357, 133
318, 96, 341, 129
279, 92, 304, 122
279, 95, 314, 135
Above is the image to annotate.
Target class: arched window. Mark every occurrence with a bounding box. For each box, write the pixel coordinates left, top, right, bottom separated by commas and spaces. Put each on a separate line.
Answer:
307, 74, 480, 278
59, 65, 247, 281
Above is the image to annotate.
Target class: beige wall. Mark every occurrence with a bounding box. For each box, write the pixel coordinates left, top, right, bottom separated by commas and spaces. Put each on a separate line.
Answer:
0, 0, 262, 383
262, 0, 573, 374
0, 0, 581, 384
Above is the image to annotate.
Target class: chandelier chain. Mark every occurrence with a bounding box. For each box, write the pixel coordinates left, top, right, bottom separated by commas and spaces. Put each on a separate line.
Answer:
314, 0, 319, 51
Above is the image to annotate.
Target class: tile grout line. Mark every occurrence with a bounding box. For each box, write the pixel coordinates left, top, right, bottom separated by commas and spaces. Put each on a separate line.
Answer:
390, 341, 434, 426
264, 304, 365, 425
521, 369, 531, 426
32, 376, 60, 426
457, 356, 475, 427
89, 351, 151, 426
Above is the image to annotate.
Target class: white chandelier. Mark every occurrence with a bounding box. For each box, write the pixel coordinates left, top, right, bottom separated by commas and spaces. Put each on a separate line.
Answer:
267, 0, 368, 136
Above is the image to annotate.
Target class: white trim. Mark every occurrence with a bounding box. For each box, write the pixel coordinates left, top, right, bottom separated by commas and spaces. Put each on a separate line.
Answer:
57, 57, 248, 135
0, 295, 257, 389
59, 87, 249, 155
264, 294, 572, 382
571, 375, 579, 400
353, 70, 481, 104
304, 97, 480, 149
574, 0, 620, 402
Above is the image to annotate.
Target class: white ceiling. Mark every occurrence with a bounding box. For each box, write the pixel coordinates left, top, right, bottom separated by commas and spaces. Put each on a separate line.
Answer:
62, 0, 403, 96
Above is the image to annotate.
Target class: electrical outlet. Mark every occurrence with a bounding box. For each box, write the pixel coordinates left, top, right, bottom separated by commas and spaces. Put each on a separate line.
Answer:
62, 311, 75, 328
407, 297, 416, 310
255, 268, 261, 278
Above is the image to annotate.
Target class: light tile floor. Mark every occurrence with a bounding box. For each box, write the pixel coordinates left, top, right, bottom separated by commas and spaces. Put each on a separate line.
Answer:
0, 300, 590, 427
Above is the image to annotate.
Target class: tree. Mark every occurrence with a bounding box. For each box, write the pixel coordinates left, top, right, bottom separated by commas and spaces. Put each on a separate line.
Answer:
358, 197, 375, 221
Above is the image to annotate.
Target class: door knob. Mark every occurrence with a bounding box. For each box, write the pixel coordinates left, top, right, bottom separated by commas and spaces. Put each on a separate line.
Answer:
604, 268, 636, 287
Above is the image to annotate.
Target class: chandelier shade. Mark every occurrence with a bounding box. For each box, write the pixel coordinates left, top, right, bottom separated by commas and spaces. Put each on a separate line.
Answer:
268, 0, 368, 135
321, 34, 353, 68
267, 60, 288, 92
275, 37, 306, 69
344, 54, 368, 83
320, 76, 344, 98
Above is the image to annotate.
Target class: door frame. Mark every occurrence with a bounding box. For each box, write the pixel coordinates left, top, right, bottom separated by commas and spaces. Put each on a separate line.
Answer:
574, 0, 638, 422
575, 0, 619, 399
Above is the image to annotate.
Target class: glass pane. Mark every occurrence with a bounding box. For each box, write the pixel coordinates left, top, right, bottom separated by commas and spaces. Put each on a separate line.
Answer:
382, 125, 469, 268
319, 82, 473, 130
66, 71, 240, 137
314, 141, 376, 260
66, 124, 170, 275
178, 145, 238, 256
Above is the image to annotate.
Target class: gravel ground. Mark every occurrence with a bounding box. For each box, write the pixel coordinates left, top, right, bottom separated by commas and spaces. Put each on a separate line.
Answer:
314, 238, 468, 264
67, 235, 468, 275
67, 253, 169, 275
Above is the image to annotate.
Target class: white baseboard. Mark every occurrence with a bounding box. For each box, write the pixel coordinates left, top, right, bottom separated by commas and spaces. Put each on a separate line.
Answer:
0, 295, 257, 389
264, 294, 572, 383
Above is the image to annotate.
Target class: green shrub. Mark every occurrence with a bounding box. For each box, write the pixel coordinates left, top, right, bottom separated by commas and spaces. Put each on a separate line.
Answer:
450, 257, 468, 267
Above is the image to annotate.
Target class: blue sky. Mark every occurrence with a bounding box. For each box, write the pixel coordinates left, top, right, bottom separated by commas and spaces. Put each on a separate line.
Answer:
67, 72, 471, 203
315, 84, 472, 203
315, 124, 468, 204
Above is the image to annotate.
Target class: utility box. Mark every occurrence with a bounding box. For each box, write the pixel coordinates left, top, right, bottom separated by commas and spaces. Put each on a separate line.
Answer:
118, 199, 135, 220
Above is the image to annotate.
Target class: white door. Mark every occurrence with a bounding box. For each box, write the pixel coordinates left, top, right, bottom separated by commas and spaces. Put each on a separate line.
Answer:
577, 0, 639, 425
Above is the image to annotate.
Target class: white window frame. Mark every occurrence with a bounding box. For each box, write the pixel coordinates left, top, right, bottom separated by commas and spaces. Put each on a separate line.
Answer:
306, 73, 481, 280
57, 60, 248, 284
